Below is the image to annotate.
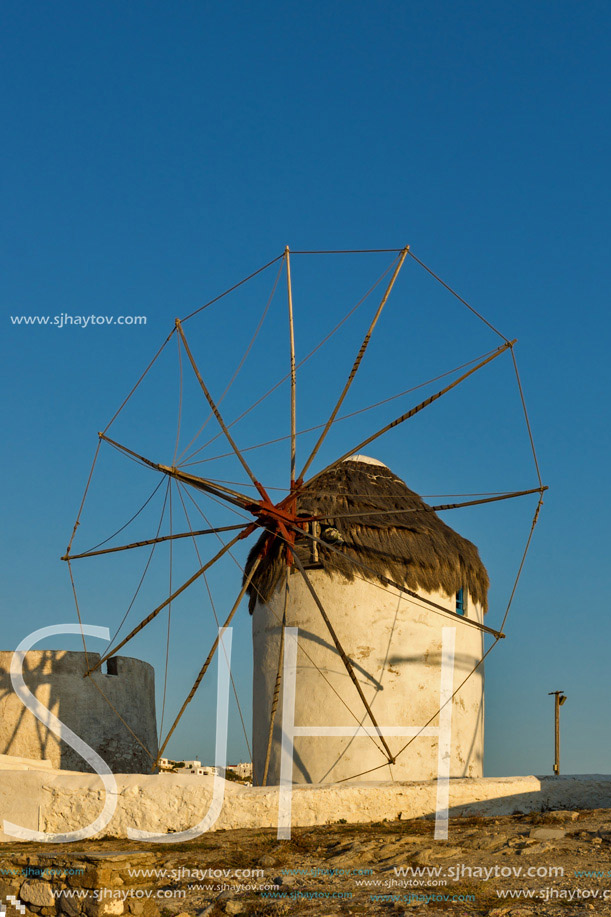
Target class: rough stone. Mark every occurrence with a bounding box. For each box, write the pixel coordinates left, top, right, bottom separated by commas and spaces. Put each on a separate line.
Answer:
427, 845, 463, 858
58, 897, 80, 917
506, 835, 525, 847
528, 827, 566, 840
224, 903, 246, 916
541, 809, 579, 821
19, 881, 56, 907
518, 842, 552, 855
472, 835, 505, 850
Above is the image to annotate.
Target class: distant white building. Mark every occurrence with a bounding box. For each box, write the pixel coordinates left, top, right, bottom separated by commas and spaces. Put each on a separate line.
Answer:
158, 759, 249, 777
226, 762, 252, 780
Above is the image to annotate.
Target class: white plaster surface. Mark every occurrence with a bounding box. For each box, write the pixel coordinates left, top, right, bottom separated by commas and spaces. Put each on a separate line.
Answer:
252, 571, 484, 785
345, 455, 388, 467
1, 765, 610, 842
0, 651, 158, 774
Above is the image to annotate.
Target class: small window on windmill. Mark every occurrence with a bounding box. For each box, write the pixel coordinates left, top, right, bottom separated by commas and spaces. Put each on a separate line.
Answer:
455, 588, 467, 616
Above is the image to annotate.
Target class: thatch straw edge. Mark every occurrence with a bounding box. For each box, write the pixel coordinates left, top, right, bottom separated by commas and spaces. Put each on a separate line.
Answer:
245, 460, 489, 614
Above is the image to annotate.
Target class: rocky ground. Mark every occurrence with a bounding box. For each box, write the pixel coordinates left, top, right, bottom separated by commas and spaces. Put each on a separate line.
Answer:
2, 808, 611, 916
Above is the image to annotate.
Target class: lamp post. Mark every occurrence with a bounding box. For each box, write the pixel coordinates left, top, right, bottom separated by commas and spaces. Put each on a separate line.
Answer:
548, 691, 567, 775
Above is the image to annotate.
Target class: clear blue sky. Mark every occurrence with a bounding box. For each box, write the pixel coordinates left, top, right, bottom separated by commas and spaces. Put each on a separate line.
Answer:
1, 0, 610, 777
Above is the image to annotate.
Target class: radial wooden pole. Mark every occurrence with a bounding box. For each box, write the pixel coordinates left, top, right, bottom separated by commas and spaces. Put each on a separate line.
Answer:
86, 527, 255, 675
153, 554, 262, 769
327, 486, 549, 523
175, 320, 265, 494
63, 524, 251, 561
286, 246, 297, 486
297, 246, 409, 482
304, 339, 516, 491
98, 433, 252, 511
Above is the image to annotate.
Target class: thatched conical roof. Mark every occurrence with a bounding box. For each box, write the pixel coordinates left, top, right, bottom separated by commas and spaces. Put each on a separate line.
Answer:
245, 456, 489, 613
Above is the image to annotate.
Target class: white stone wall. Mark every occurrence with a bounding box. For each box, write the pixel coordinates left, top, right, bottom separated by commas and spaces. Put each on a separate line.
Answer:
1, 766, 610, 841
0, 650, 158, 774
252, 570, 484, 785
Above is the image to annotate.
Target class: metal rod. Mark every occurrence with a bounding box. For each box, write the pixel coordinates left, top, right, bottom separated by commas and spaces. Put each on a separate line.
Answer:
304, 339, 516, 489
290, 551, 396, 764
86, 527, 255, 675
555, 694, 560, 775
175, 320, 263, 492
286, 246, 297, 485
63, 523, 251, 561
153, 554, 263, 768
548, 690, 566, 775
297, 247, 409, 482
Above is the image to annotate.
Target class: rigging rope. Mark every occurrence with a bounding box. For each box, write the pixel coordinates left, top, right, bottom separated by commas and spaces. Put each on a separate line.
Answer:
181, 254, 285, 323
180, 485, 388, 759
179, 257, 400, 466
102, 328, 176, 435
297, 250, 407, 482
159, 481, 174, 739
67, 247, 546, 786
173, 482, 253, 763
105, 479, 171, 654
80, 477, 166, 556
176, 258, 284, 465
510, 347, 544, 489
179, 345, 502, 468
406, 249, 510, 344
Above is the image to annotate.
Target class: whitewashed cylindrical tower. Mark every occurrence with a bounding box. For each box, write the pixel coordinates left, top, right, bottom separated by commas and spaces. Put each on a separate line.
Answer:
0, 651, 158, 773
248, 456, 488, 786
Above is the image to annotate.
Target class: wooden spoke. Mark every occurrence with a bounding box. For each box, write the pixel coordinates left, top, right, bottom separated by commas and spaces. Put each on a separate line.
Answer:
322, 486, 549, 522
286, 246, 297, 486
86, 527, 255, 675
63, 523, 252, 561
175, 320, 266, 496
297, 247, 409, 482
304, 340, 515, 490
290, 551, 396, 764
153, 553, 263, 769
99, 433, 252, 511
